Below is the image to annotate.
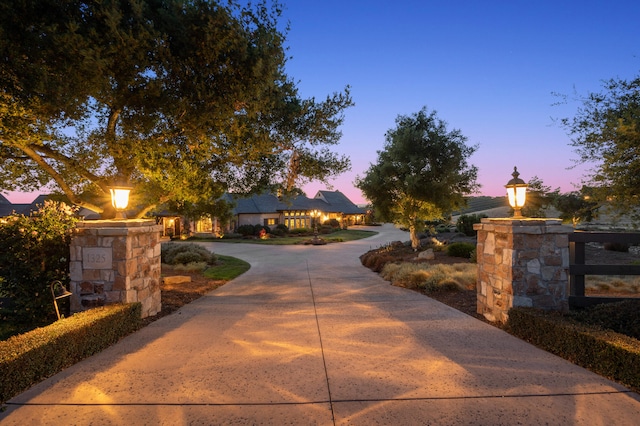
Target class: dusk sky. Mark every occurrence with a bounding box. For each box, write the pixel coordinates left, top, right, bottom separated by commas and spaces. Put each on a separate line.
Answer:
3, 1, 640, 206
286, 1, 640, 204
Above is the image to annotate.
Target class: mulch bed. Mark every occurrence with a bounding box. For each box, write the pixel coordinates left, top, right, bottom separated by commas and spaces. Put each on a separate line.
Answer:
140, 267, 226, 326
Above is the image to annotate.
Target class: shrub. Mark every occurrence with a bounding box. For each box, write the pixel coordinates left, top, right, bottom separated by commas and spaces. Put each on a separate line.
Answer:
319, 225, 334, 234
324, 218, 340, 228
446, 242, 476, 259
435, 224, 450, 233
289, 227, 311, 235
253, 224, 270, 236
173, 251, 206, 265
360, 251, 396, 272
236, 224, 255, 236
506, 307, 640, 393
604, 242, 629, 252
456, 214, 487, 236
0, 201, 79, 324
572, 300, 640, 340
222, 232, 242, 239
171, 262, 208, 272
0, 303, 141, 404
161, 242, 216, 265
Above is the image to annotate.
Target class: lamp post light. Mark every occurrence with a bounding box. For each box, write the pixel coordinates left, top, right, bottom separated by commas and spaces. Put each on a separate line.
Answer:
110, 184, 132, 219
505, 166, 528, 218
312, 209, 320, 237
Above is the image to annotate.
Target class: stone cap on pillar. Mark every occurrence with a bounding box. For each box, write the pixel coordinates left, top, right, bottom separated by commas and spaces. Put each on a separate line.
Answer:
474, 218, 572, 234
75, 219, 162, 236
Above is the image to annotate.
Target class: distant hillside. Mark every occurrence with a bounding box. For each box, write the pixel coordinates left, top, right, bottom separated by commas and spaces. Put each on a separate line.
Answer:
452, 196, 508, 216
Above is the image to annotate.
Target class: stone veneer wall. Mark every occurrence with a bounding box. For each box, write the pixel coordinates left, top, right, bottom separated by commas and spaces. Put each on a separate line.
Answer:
474, 218, 572, 323
69, 219, 162, 318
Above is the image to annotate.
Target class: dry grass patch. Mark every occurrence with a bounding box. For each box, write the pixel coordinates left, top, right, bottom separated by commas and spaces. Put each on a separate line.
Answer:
586, 275, 640, 296
381, 263, 476, 293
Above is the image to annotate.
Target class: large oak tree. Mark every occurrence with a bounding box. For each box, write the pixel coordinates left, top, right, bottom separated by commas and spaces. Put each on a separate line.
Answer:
560, 75, 640, 219
0, 0, 352, 218
356, 107, 479, 249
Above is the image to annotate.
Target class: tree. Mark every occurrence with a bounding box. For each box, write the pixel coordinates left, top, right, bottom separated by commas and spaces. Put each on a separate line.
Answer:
0, 0, 352, 218
559, 75, 640, 217
551, 189, 599, 227
521, 176, 554, 218
356, 107, 479, 250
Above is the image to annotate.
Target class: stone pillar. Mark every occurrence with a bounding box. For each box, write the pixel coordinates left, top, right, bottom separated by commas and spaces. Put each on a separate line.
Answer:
474, 218, 572, 323
69, 219, 162, 318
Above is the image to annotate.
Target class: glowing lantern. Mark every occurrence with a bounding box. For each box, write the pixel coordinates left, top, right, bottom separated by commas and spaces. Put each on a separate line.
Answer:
505, 167, 528, 218
110, 185, 132, 219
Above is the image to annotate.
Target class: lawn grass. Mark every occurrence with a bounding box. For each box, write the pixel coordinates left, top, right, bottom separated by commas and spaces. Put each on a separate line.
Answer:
193, 229, 377, 245
204, 255, 250, 280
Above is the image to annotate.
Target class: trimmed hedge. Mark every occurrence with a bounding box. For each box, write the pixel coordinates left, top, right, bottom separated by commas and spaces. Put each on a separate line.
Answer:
0, 303, 141, 404
505, 307, 640, 392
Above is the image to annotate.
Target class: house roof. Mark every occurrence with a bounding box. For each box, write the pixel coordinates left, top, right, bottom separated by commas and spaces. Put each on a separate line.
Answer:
0, 194, 100, 218
227, 191, 365, 216
314, 190, 364, 214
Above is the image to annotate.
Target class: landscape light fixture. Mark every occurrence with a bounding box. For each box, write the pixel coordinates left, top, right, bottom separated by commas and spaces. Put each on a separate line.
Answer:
311, 209, 320, 236
110, 184, 132, 219
505, 166, 528, 218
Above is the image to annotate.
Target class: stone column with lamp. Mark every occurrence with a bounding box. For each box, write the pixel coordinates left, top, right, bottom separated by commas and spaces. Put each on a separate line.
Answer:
474, 167, 572, 322
69, 185, 163, 318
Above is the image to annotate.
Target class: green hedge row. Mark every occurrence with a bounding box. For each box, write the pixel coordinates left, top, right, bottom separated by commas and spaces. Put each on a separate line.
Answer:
505, 307, 640, 392
0, 303, 141, 404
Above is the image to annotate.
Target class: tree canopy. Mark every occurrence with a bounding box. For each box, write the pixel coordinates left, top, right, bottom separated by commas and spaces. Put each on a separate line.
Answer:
550, 189, 599, 227
0, 0, 352, 218
356, 107, 479, 249
521, 175, 554, 218
559, 74, 640, 217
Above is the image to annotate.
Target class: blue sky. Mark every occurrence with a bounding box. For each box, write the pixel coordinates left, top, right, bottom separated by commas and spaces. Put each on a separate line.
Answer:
4, 1, 639, 205
283, 1, 640, 203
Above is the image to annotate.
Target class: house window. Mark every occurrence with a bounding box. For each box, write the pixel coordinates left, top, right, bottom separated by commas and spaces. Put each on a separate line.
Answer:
197, 217, 213, 233
264, 218, 278, 226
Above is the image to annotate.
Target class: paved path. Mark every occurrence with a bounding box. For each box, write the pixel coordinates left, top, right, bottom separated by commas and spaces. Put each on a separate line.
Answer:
2, 224, 640, 425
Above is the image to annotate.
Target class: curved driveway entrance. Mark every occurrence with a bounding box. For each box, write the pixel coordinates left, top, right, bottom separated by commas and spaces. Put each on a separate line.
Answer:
3, 224, 639, 425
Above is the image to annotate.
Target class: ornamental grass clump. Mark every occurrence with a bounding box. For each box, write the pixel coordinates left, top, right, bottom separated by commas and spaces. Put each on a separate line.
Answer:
161, 243, 216, 266
381, 263, 476, 293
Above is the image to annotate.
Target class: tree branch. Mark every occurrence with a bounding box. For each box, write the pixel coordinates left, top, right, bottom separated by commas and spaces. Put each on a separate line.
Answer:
18, 144, 105, 214
134, 194, 172, 219
32, 144, 108, 191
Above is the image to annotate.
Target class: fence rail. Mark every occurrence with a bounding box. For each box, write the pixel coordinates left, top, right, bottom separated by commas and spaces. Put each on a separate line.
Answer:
569, 231, 640, 308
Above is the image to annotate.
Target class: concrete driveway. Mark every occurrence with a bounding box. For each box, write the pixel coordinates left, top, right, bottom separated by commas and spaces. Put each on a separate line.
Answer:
2, 224, 640, 425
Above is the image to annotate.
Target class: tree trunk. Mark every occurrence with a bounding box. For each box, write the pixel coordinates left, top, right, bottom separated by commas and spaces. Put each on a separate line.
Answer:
409, 223, 420, 251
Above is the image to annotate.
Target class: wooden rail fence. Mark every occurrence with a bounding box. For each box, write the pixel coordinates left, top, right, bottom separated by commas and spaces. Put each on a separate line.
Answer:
569, 231, 640, 308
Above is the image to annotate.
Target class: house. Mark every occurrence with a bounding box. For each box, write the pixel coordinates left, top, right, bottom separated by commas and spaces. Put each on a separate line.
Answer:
0, 193, 57, 219
0, 194, 100, 220
1, 190, 368, 238
191, 190, 367, 237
